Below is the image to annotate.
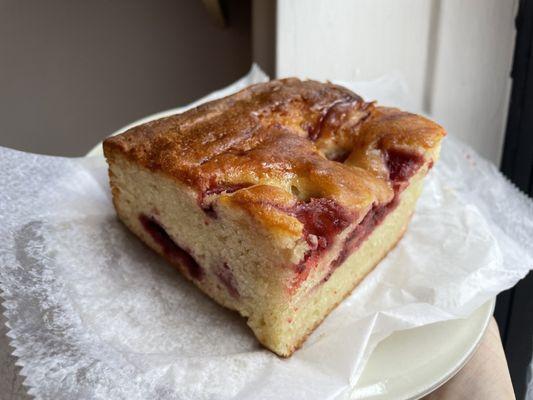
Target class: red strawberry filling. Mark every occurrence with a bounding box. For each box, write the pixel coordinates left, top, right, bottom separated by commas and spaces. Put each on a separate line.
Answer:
289, 198, 355, 291
294, 149, 425, 290
327, 195, 400, 279
216, 263, 240, 298
386, 148, 424, 182
139, 214, 204, 280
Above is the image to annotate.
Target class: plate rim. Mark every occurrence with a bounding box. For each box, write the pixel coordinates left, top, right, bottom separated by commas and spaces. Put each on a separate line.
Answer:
407, 298, 495, 400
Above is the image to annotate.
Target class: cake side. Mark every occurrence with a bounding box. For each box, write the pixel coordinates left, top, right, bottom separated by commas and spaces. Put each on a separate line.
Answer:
105, 149, 299, 331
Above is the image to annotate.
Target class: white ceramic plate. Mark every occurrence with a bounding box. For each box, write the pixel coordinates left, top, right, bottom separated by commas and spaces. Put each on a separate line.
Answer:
89, 112, 495, 400
352, 299, 495, 399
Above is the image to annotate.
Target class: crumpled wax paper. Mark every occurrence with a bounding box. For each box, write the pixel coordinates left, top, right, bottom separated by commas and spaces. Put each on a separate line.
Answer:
1, 66, 532, 400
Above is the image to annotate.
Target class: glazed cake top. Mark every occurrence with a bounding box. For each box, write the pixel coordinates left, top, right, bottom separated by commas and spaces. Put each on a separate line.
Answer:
104, 79, 445, 236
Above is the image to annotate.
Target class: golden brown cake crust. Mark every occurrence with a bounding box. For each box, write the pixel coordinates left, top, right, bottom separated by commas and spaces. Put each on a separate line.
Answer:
103, 78, 445, 233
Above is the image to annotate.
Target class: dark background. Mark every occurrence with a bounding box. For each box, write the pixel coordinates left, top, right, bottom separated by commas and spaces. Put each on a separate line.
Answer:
0, 0, 251, 156
497, 0, 533, 399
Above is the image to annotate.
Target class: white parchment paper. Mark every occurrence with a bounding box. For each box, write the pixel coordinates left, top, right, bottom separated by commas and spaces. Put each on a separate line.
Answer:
1, 66, 532, 400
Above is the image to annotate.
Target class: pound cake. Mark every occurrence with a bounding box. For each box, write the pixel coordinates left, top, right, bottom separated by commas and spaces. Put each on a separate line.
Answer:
103, 79, 445, 356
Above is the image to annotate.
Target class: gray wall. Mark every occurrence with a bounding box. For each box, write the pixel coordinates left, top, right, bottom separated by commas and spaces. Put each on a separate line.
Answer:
0, 0, 251, 156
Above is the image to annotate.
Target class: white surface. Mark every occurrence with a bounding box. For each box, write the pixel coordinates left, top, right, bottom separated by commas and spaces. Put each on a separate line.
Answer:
430, 0, 517, 165
268, 0, 517, 164
353, 299, 495, 400
276, 0, 432, 112
2, 68, 532, 400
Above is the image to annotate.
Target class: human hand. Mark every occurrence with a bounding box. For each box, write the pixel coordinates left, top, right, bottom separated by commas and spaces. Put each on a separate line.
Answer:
424, 318, 515, 399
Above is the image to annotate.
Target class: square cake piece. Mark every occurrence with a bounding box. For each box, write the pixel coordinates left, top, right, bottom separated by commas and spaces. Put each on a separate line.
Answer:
103, 79, 445, 356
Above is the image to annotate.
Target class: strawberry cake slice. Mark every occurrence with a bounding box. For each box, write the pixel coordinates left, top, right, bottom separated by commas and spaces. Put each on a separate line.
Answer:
103, 79, 445, 356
